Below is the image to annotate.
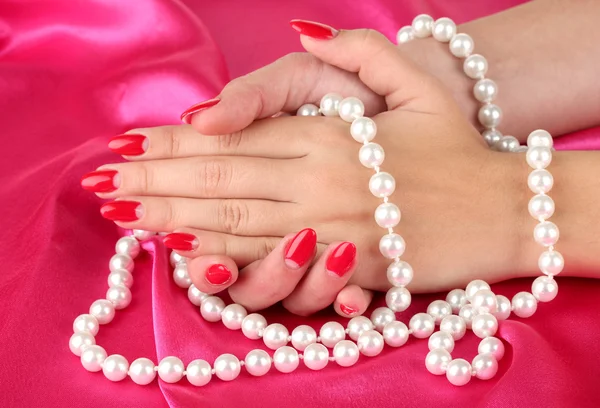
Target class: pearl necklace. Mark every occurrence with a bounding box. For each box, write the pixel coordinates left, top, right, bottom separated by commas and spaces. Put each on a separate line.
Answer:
69, 15, 563, 387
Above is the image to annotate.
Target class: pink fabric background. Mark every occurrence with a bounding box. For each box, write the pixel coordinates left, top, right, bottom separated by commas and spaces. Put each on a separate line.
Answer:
1, 1, 598, 407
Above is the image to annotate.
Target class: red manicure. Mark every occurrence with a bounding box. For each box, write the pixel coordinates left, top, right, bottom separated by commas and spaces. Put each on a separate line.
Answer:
100, 201, 143, 222
108, 134, 148, 156
180, 98, 220, 124
340, 304, 358, 316
326, 242, 356, 277
284, 228, 317, 269
290, 19, 338, 40
80, 170, 120, 193
205, 264, 232, 285
163, 233, 198, 251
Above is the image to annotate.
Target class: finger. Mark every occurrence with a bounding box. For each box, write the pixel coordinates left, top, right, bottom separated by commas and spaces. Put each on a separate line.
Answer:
181, 52, 386, 134
333, 285, 374, 317
228, 228, 318, 311
187, 255, 239, 295
282, 241, 357, 316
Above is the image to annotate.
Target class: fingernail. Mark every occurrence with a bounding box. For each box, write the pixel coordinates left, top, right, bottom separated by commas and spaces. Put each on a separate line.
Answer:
205, 264, 232, 285
108, 134, 148, 156
340, 304, 358, 316
180, 98, 220, 124
290, 19, 338, 40
80, 170, 120, 193
163, 232, 199, 251
100, 200, 143, 222
284, 228, 317, 269
326, 242, 356, 277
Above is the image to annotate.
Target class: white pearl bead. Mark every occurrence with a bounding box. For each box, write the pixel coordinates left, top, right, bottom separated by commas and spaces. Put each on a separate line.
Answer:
482, 129, 502, 146
446, 358, 472, 386
170, 251, 186, 267
379, 233, 405, 259
89, 299, 115, 325
69, 332, 95, 356
512, 292, 538, 318
427, 300, 452, 324
527, 129, 553, 148
214, 354, 241, 381
187, 284, 208, 306
263, 323, 289, 350
186, 359, 212, 386
173, 263, 192, 288
538, 250, 564, 276
396, 26, 415, 44
449, 33, 474, 58
338, 97, 365, 122
369, 172, 396, 198
532, 276, 558, 302
527, 146, 552, 169
157, 356, 184, 383
493, 295, 512, 320
291, 325, 317, 351
471, 313, 498, 338
350, 117, 377, 142
241, 313, 267, 339
115, 236, 141, 259
132, 229, 155, 241
200, 296, 225, 322
446, 289, 468, 314
534, 221, 559, 246
244, 350, 272, 377
428, 331, 455, 352
528, 169, 553, 193
296, 103, 319, 117
102, 354, 129, 382
359, 143, 385, 168
108, 269, 134, 289
497, 135, 520, 152
333, 340, 360, 367
106, 284, 132, 310
471, 289, 498, 313
273, 346, 299, 373
409, 313, 435, 339
319, 93, 343, 117
478, 104, 503, 128
109, 254, 133, 273
357, 330, 384, 357
347, 316, 374, 341
473, 78, 498, 104
528, 194, 555, 220
73, 314, 99, 336
386, 260, 413, 287
382, 321, 409, 347
478, 337, 505, 360
432, 17, 456, 42
463, 54, 488, 79
319, 321, 346, 347
374, 202, 401, 229
458, 304, 477, 329
129, 357, 156, 385
412, 14, 433, 38
465, 280, 491, 301
80, 345, 107, 372
221, 304, 247, 330
385, 286, 411, 312
370, 307, 396, 332
439, 315, 467, 341
426, 349, 452, 376
303, 343, 329, 370
472, 353, 498, 380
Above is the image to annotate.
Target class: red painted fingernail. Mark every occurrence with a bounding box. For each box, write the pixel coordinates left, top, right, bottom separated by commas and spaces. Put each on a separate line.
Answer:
108, 134, 148, 156
340, 304, 358, 316
163, 233, 198, 251
205, 264, 232, 285
100, 201, 143, 222
80, 170, 120, 193
326, 242, 356, 277
284, 228, 317, 269
180, 98, 220, 124
290, 19, 338, 40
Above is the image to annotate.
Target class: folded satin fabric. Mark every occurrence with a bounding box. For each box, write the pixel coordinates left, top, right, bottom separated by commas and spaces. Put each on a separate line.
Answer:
0, 1, 598, 407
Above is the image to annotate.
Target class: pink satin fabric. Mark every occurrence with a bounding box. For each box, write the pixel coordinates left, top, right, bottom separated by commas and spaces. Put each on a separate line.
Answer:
1, 1, 599, 407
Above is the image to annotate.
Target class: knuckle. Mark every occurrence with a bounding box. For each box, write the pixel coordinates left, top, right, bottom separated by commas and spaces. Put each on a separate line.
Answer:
136, 162, 153, 193
163, 126, 182, 158
159, 198, 177, 231
197, 159, 231, 197
218, 130, 244, 152
217, 199, 248, 235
